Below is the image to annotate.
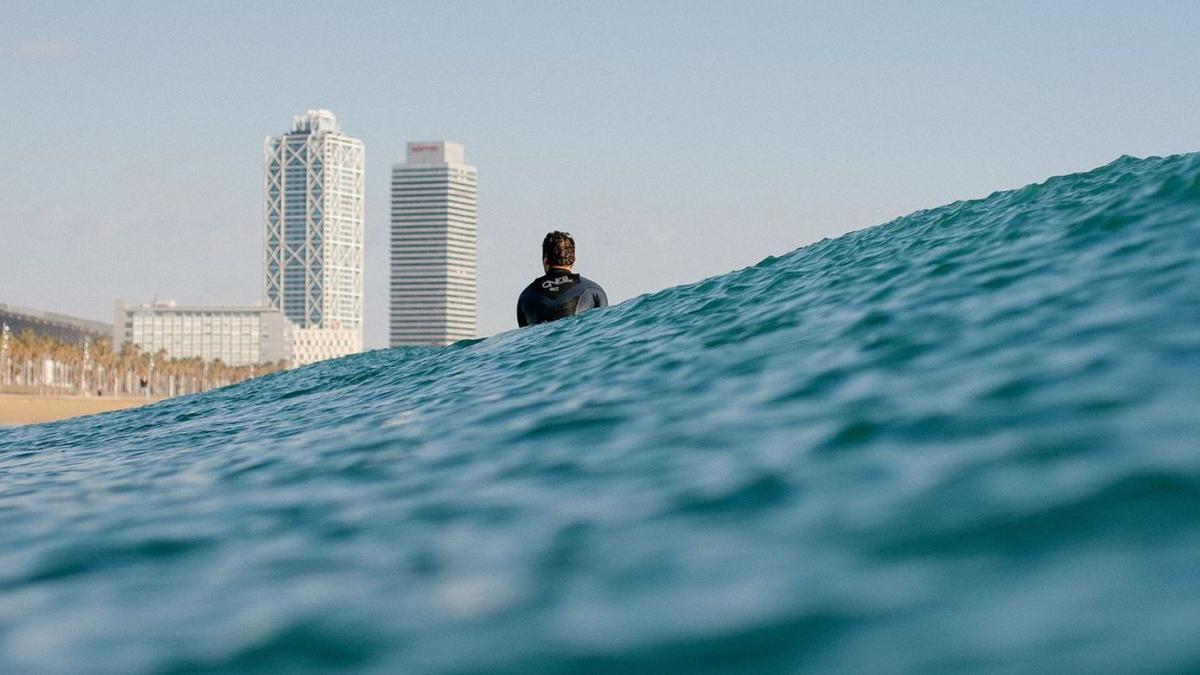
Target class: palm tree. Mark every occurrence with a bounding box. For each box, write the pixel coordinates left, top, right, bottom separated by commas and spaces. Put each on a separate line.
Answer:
92, 338, 116, 395
118, 340, 140, 396
2, 331, 287, 399
15, 329, 42, 390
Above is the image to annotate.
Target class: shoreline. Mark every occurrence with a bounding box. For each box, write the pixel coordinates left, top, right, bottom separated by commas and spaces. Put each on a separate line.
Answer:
0, 394, 164, 426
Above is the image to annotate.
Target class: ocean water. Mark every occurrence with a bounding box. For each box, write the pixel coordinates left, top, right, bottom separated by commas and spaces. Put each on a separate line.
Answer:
3, 152, 1200, 673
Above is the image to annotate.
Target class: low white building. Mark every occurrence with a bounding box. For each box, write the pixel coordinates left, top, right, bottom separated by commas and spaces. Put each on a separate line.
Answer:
289, 326, 360, 367
113, 301, 292, 367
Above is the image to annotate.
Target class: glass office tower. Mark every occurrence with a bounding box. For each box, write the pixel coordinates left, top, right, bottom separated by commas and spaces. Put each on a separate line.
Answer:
263, 110, 364, 365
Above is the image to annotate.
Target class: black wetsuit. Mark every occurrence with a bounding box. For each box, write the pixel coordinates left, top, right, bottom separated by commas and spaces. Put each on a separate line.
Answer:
517, 268, 608, 327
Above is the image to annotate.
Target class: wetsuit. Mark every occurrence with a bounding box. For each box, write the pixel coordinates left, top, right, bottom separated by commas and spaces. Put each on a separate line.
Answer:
517, 268, 608, 327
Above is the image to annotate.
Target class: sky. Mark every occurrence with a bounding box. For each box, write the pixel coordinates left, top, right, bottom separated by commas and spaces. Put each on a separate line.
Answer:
2, 1, 1199, 348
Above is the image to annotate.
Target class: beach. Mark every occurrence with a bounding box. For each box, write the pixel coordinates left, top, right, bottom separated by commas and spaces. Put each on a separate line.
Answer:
0, 394, 161, 426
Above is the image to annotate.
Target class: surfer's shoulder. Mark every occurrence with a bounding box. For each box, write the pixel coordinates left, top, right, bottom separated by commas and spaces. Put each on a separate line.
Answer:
576, 275, 605, 294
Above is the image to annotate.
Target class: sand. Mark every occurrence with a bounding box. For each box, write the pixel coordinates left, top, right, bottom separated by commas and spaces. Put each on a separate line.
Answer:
0, 394, 164, 426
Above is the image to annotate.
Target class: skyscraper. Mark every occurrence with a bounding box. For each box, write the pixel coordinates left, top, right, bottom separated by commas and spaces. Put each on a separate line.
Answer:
264, 110, 364, 365
390, 142, 477, 346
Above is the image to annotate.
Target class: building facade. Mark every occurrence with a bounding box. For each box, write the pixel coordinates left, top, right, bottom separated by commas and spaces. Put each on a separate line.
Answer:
264, 109, 364, 365
390, 142, 477, 346
113, 301, 292, 367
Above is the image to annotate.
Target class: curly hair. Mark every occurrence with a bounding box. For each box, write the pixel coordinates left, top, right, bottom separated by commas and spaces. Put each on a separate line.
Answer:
542, 231, 576, 268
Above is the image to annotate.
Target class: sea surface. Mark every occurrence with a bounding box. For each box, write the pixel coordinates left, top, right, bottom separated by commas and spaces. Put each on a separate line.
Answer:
3, 153, 1200, 673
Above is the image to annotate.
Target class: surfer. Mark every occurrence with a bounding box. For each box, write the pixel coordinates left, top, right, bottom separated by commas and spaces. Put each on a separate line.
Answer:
517, 231, 608, 327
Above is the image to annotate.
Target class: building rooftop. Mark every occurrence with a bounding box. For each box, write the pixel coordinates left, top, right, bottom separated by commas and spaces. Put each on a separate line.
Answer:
121, 301, 282, 315
402, 141, 467, 167
291, 109, 339, 135
0, 303, 111, 336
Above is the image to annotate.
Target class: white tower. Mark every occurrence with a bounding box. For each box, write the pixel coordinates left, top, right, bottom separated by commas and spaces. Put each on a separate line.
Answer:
264, 110, 364, 365
390, 142, 477, 346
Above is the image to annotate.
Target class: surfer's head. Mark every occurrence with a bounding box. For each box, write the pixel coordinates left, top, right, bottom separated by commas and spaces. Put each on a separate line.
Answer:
543, 231, 575, 271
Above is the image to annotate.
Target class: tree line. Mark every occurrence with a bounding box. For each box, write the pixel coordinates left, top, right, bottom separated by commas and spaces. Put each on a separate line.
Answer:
0, 327, 287, 398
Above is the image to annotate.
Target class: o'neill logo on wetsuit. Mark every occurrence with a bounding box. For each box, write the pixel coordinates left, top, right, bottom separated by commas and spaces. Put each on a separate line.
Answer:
542, 275, 574, 291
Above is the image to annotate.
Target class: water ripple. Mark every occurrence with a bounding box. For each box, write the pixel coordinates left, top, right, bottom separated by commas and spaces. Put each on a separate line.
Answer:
2, 152, 1200, 672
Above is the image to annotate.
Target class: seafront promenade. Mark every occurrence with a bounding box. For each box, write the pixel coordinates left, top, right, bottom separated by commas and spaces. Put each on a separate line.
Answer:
0, 327, 284, 426
0, 394, 163, 426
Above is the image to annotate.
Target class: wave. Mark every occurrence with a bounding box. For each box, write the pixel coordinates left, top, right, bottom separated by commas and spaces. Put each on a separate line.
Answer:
2, 152, 1200, 672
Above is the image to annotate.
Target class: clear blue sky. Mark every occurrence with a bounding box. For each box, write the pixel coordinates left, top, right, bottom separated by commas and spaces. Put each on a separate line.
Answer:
3, 1, 1198, 346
